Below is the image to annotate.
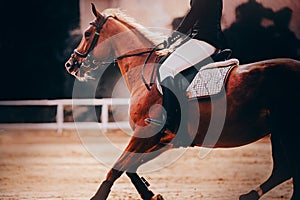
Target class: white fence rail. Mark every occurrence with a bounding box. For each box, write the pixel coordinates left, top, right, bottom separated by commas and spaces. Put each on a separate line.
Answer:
0, 99, 130, 133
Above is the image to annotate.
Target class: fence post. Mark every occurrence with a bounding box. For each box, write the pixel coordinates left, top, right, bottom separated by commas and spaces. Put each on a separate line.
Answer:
56, 103, 64, 134
101, 103, 108, 133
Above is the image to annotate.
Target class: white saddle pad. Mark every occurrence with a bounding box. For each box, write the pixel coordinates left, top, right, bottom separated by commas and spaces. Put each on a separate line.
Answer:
186, 59, 239, 98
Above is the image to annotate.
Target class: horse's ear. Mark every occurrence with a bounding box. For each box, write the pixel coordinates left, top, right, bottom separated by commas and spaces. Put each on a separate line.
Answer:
91, 3, 102, 18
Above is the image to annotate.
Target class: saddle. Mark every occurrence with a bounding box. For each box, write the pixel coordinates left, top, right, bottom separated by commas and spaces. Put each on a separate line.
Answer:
156, 49, 237, 99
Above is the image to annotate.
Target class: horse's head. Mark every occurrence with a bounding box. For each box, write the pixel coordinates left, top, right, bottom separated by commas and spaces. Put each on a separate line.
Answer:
65, 3, 114, 80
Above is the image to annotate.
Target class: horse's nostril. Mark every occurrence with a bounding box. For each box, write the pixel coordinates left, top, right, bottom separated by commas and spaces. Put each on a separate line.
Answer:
65, 62, 71, 68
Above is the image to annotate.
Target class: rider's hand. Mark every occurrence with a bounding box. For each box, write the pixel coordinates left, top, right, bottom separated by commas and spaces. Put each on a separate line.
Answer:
163, 32, 182, 48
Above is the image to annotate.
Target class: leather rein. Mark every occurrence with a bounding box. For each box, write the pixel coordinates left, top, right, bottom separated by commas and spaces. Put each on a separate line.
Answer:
72, 14, 162, 91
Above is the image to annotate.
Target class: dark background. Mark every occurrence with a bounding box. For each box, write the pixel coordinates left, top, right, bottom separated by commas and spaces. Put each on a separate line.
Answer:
0, 0, 80, 100
0, 0, 299, 101
0, 0, 299, 123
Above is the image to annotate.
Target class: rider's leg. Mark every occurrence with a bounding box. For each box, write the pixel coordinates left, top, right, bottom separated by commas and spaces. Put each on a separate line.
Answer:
148, 39, 216, 143
160, 75, 180, 131
159, 39, 216, 81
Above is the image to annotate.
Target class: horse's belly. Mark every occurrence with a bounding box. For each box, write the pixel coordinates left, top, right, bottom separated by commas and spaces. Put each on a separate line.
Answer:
191, 120, 270, 148
216, 122, 270, 148
189, 100, 270, 148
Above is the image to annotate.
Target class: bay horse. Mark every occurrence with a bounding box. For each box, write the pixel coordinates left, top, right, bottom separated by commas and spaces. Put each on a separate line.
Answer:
65, 4, 300, 200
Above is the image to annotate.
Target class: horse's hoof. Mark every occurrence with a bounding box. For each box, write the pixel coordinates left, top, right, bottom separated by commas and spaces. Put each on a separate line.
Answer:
151, 194, 165, 200
239, 190, 259, 200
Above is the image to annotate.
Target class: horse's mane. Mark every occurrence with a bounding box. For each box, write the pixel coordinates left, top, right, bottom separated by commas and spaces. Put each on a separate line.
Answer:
102, 8, 166, 45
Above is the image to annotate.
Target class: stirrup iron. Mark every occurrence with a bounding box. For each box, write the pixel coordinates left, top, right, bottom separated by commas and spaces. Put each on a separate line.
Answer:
144, 118, 163, 126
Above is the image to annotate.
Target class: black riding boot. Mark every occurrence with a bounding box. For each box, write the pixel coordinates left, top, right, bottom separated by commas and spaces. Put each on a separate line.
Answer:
145, 76, 180, 143
161, 76, 180, 133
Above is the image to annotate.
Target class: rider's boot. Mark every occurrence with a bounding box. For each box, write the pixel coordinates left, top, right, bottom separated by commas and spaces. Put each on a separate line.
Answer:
145, 76, 180, 144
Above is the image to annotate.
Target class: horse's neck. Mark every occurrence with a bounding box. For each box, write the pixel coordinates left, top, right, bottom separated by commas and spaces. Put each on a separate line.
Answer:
118, 54, 158, 93
110, 20, 157, 93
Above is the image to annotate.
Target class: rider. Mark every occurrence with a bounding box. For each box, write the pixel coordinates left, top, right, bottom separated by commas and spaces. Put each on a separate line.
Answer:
147, 0, 228, 144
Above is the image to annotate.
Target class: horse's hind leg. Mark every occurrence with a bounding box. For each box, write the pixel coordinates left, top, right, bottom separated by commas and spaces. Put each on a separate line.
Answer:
276, 131, 300, 200
259, 135, 292, 195
270, 101, 300, 200
239, 134, 291, 200
277, 125, 300, 200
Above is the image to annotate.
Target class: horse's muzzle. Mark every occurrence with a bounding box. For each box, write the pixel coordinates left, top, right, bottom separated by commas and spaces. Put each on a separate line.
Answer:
65, 61, 77, 75
65, 55, 82, 76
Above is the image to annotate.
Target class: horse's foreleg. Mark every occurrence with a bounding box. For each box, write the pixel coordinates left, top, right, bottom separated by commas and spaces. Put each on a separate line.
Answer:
91, 128, 171, 200
114, 141, 170, 200
90, 168, 123, 200
126, 173, 165, 200
127, 172, 155, 200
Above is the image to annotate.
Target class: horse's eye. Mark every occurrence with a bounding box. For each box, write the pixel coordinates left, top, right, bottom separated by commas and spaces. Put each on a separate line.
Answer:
84, 31, 91, 38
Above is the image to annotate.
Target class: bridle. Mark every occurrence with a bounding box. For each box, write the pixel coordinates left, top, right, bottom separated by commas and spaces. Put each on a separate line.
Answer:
71, 15, 112, 68
71, 14, 163, 90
